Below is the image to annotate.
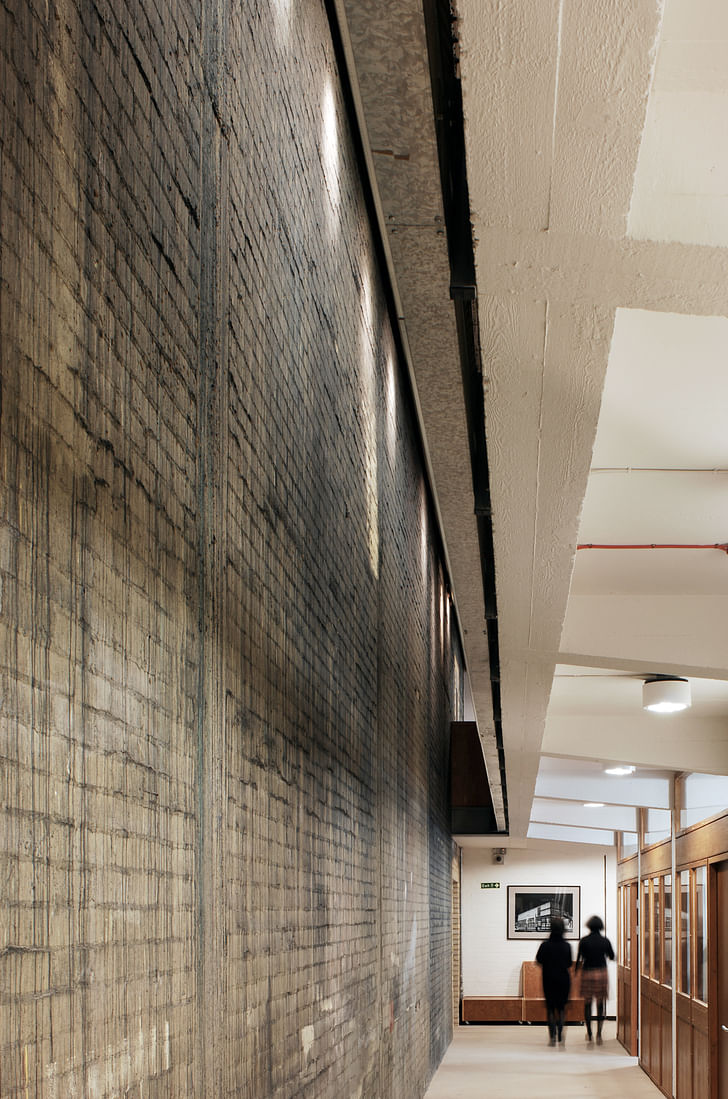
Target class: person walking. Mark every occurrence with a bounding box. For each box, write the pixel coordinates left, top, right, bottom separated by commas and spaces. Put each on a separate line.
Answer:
576, 915, 614, 1045
535, 916, 572, 1046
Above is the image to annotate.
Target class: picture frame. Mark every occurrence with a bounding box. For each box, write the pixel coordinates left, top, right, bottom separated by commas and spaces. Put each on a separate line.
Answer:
506, 885, 581, 940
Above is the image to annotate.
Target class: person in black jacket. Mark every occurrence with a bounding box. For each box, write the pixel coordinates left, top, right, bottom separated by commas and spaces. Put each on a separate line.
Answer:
576, 915, 615, 1044
535, 916, 572, 1046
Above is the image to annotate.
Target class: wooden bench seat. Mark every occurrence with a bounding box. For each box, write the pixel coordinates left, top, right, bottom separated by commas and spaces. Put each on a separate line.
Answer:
462, 961, 585, 1023
462, 996, 522, 1022
521, 999, 585, 1022
522, 960, 584, 1018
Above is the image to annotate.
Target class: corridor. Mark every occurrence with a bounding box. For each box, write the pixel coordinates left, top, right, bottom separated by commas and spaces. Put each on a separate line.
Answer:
424, 1025, 663, 1099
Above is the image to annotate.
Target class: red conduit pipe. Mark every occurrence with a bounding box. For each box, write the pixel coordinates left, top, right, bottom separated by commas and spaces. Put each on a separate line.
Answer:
577, 543, 728, 553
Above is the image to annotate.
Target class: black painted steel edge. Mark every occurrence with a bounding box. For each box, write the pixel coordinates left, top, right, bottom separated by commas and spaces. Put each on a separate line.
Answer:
324, 0, 467, 666
421, 0, 508, 832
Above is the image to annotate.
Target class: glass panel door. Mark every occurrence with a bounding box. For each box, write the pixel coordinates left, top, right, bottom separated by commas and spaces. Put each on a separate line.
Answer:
642, 878, 651, 978
663, 874, 672, 988
679, 868, 690, 996
694, 865, 707, 1003
652, 877, 660, 982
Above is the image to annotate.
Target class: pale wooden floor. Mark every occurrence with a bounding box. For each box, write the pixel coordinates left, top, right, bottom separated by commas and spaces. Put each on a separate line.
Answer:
424, 1023, 664, 1098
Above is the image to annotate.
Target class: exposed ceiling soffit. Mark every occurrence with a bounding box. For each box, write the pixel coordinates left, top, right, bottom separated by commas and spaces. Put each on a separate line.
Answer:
521, 651, 728, 683
335, 0, 505, 826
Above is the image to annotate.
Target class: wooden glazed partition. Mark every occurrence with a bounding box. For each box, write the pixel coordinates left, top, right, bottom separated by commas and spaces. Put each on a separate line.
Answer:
617, 877, 638, 1056
640, 842, 672, 1098
617, 808, 728, 1099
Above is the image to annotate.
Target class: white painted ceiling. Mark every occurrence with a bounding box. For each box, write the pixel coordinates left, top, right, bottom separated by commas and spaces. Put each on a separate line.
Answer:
456, 0, 728, 843
341, 0, 728, 846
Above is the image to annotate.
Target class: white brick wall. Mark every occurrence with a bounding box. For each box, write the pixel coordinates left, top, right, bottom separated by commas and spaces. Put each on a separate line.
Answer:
460, 841, 618, 1014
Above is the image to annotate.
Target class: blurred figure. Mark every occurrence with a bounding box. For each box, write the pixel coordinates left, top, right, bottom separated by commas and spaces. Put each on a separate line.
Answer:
576, 915, 614, 1044
536, 916, 572, 1046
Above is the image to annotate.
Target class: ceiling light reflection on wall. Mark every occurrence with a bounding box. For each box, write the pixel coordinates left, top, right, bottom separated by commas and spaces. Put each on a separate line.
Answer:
643, 676, 691, 713
604, 765, 635, 776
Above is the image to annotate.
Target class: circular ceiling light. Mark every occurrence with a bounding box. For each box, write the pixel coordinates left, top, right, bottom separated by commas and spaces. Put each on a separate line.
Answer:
643, 676, 691, 713
584, 802, 605, 808
604, 765, 635, 776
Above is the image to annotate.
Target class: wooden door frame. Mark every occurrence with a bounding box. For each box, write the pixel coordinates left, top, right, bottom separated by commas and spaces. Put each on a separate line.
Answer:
618, 879, 640, 1057
709, 857, 728, 1099
628, 881, 639, 1056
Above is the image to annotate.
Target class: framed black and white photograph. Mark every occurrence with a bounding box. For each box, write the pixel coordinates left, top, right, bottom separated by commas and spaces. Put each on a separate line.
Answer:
506, 886, 581, 940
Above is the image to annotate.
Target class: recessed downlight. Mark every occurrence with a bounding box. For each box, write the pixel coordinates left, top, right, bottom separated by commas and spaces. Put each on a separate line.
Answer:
604, 765, 636, 776
584, 802, 605, 808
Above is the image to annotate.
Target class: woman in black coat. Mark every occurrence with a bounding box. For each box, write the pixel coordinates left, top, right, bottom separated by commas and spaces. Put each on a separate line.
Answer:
576, 914, 614, 1044
535, 916, 572, 1046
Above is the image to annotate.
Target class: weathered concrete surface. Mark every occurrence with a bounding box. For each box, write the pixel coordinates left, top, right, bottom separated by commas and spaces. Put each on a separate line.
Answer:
0, 0, 458, 1094
341, 0, 503, 824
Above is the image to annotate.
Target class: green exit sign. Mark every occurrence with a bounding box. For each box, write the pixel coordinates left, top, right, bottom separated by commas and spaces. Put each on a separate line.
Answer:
481, 882, 501, 889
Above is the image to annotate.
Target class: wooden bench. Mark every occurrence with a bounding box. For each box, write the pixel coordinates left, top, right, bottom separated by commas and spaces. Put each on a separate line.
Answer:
462, 961, 585, 1023
521, 960, 584, 1022
461, 996, 523, 1022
